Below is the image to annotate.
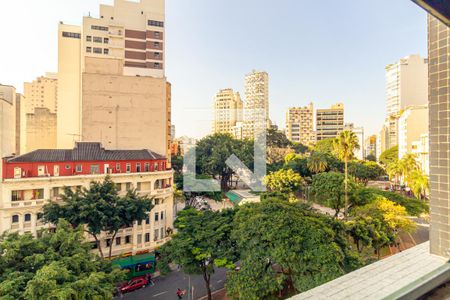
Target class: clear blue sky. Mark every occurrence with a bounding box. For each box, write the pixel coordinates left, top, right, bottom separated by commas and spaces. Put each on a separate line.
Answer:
0, 0, 427, 138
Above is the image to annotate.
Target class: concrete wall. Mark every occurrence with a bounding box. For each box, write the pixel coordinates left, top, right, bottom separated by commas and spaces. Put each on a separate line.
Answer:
81, 57, 168, 157
26, 108, 57, 152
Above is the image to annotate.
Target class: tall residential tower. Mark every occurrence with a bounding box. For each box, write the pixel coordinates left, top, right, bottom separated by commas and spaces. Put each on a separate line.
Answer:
285, 103, 315, 145
316, 103, 344, 141
243, 70, 269, 139
213, 89, 243, 135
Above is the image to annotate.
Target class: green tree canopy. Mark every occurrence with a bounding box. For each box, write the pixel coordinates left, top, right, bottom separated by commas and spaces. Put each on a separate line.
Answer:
0, 220, 123, 300
307, 152, 329, 174
264, 169, 304, 200
43, 176, 153, 258
379, 146, 398, 166
159, 208, 237, 300
266, 128, 292, 148
226, 200, 359, 299
283, 154, 312, 178
366, 154, 376, 162
348, 161, 385, 184
314, 138, 336, 154
195, 133, 253, 191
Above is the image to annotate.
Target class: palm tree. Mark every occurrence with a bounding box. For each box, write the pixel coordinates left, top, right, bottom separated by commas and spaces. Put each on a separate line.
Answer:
386, 160, 402, 187
307, 152, 328, 174
399, 154, 419, 186
408, 170, 429, 199
332, 130, 360, 218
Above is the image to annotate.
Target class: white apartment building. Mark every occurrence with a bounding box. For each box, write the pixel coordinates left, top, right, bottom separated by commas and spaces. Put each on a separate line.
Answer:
398, 105, 429, 160
243, 70, 269, 139
285, 103, 315, 145
0, 142, 173, 257
412, 133, 429, 176
213, 88, 243, 136
345, 123, 365, 160
316, 103, 345, 141
385, 54, 428, 117
24, 73, 58, 114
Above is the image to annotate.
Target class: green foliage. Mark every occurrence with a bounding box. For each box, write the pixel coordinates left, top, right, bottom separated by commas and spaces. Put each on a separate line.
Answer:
358, 188, 429, 216
283, 154, 312, 178
346, 216, 391, 256
332, 131, 360, 162
227, 200, 358, 299
379, 146, 398, 166
310, 172, 355, 216
195, 133, 253, 191
408, 170, 429, 199
307, 152, 328, 174
266, 128, 292, 148
348, 161, 385, 184
171, 155, 183, 174
43, 176, 153, 258
314, 138, 335, 154
264, 169, 304, 196
366, 154, 376, 162
260, 191, 289, 202
291, 142, 309, 154
159, 208, 237, 299
0, 220, 124, 299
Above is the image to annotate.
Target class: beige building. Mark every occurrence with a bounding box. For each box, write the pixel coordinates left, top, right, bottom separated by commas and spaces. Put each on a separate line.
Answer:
285, 103, 315, 145
0, 142, 173, 257
26, 108, 57, 152
364, 135, 377, 159
15, 93, 26, 155
411, 133, 429, 176
0, 85, 17, 178
58, 0, 169, 159
385, 54, 428, 117
345, 123, 364, 160
376, 124, 388, 161
243, 70, 269, 139
24, 73, 58, 114
398, 105, 429, 160
316, 103, 344, 141
213, 88, 243, 135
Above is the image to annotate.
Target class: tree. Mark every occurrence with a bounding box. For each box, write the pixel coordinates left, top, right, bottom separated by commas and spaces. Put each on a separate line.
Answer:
307, 152, 328, 174
283, 153, 311, 178
314, 138, 335, 154
386, 160, 402, 186
266, 128, 292, 148
366, 153, 376, 162
399, 154, 419, 186
0, 220, 123, 299
348, 161, 385, 184
379, 146, 398, 166
291, 142, 309, 154
171, 155, 183, 174
310, 172, 354, 217
264, 169, 304, 201
43, 177, 153, 259
195, 134, 253, 191
226, 200, 358, 299
332, 130, 360, 218
159, 208, 237, 300
408, 170, 429, 199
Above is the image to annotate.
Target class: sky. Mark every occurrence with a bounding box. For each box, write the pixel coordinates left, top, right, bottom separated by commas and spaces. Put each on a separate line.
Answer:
0, 0, 427, 139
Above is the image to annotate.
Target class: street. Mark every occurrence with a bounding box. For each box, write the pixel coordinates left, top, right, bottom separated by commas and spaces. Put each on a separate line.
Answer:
119, 268, 227, 300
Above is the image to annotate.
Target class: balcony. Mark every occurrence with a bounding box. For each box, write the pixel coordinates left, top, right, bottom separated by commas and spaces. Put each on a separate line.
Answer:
8, 199, 46, 209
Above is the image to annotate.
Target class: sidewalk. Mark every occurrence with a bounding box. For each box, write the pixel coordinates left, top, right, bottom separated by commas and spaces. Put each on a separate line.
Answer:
199, 288, 229, 300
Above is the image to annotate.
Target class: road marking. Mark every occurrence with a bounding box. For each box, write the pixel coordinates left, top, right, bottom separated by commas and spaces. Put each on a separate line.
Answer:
153, 291, 168, 297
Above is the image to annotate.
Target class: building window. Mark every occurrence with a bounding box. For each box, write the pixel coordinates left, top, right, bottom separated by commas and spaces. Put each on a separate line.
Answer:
154, 163, 159, 171
86, 47, 92, 53
52, 187, 60, 197
144, 163, 150, 172
154, 52, 161, 58
154, 31, 161, 38
11, 190, 24, 201
33, 189, 44, 200
24, 213, 31, 222
136, 163, 141, 172
11, 215, 19, 223
160, 211, 164, 220
125, 235, 131, 244
103, 48, 109, 55
75, 165, 82, 172
161, 227, 165, 239
106, 239, 111, 247
116, 183, 122, 191
86, 35, 92, 42
103, 37, 109, 44
137, 234, 142, 244
145, 217, 150, 225
116, 163, 120, 171
126, 163, 131, 173
154, 62, 161, 68
91, 241, 98, 249
153, 42, 160, 48
148, 20, 164, 27
154, 212, 159, 222
126, 182, 132, 191
90, 165, 100, 174
155, 199, 160, 205
62, 31, 81, 39
145, 233, 150, 242
37, 165, 45, 176
93, 47, 102, 54
154, 229, 159, 241
136, 182, 141, 191
65, 164, 71, 170
91, 25, 108, 31
14, 167, 22, 178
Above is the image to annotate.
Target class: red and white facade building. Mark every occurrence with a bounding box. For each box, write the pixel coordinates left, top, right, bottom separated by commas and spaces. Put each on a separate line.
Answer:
0, 142, 174, 257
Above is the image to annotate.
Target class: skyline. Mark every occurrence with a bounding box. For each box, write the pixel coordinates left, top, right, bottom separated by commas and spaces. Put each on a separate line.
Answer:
0, 0, 427, 138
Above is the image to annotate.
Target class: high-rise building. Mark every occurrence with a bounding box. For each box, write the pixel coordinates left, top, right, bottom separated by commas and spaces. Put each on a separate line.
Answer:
344, 123, 364, 160
26, 108, 57, 152
285, 103, 315, 145
428, 15, 450, 257
316, 103, 344, 141
411, 133, 429, 176
57, 0, 169, 160
213, 88, 243, 136
376, 124, 388, 161
364, 135, 377, 159
0, 85, 17, 178
243, 70, 269, 139
23, 73, 58, 114
15, 93, 26, 155
385, 54, 428, 117
397, 105, 429, 160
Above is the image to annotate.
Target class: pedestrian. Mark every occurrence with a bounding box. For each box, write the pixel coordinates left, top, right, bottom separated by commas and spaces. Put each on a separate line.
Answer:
176, 288, 185, 299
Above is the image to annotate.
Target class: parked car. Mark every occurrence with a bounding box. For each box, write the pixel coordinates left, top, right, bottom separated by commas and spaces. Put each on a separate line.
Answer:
120, 276, 149, 293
